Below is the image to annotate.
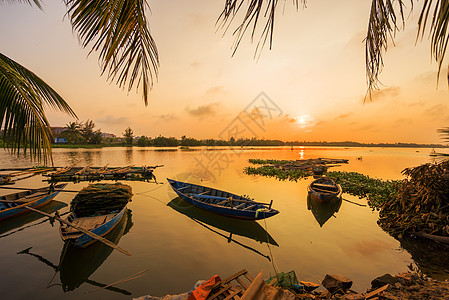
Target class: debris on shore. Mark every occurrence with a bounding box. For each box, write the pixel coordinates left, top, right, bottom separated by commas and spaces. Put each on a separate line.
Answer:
134, 270, 449, 300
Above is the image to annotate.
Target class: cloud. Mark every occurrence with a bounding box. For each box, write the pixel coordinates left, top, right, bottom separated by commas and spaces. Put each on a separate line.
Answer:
334, 112, 354, 120
186, 102, 220, 119
205, 86, 226, 96
190, 61, 200, 69
96, 115, 130, 126
157, 114, 178, 122
365, 86, 400, 102
423, 104, 449, 119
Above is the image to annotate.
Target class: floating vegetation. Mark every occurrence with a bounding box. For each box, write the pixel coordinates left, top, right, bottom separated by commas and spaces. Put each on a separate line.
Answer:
245, 159, 400, 209
244, 166, 309, 182
377, 161, 449, 238
328, 171, 400, 209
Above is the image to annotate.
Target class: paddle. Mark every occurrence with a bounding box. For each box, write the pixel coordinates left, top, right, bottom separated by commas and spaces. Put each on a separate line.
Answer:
23, 206, 131, 256
193, 194, 273, 208
0, 186, 80, 193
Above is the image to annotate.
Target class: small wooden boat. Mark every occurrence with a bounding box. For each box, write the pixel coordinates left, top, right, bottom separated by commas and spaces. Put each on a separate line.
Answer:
307, 177, 342, 203
60, 205, 127, 248
0, 184, 67, 220
167, 179, 279, 220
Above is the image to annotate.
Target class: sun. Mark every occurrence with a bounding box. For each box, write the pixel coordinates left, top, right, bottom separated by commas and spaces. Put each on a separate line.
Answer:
294, 114, 314, 128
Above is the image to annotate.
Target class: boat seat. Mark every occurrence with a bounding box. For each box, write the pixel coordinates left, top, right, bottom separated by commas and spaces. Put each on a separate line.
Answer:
233, 203, 246, 209
217, 199, 230, 206
242, 204, 256, 211
313, 183, 335, 188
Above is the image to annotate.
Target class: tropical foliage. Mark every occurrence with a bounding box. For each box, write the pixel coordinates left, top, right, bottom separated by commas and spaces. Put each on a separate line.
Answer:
0, 52, 76, 163
1, 0, 158, 162
123, 126, 134, 145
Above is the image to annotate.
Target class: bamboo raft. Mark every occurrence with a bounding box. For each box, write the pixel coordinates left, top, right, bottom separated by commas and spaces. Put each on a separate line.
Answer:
43, 165, 163, 183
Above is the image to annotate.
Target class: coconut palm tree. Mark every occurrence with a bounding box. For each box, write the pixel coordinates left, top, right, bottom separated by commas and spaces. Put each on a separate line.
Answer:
1, 0, 158, 162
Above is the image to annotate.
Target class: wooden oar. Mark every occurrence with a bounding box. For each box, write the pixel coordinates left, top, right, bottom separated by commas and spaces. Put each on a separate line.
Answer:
193, 194, 273, 207
0, 186, 80, 193
23, 206, 131, 256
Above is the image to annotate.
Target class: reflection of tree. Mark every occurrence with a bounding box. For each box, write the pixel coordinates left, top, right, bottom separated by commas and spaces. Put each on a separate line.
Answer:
397, 235, 449, 281
125, 148, 133, 165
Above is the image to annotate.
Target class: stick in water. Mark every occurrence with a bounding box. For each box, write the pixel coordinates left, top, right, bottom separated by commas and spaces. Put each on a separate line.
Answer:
84, 269, 150, 294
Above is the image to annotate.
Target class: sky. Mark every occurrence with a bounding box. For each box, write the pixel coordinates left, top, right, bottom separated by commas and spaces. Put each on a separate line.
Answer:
1, 0, 449, 143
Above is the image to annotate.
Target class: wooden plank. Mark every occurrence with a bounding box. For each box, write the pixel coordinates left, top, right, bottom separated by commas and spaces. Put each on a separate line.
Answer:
233, 203, 246, 210
208, 284, 232, 299
364, 284, 390, 299
223, 287, 243, 300
234, 277, 248, 289
242, 205, 256, 211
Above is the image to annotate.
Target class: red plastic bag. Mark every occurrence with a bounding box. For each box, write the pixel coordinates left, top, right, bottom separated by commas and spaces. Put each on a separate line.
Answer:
187, 275, 221, 300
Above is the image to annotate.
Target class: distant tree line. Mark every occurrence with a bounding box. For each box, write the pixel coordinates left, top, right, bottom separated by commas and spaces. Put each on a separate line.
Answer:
54, 120, 103, 144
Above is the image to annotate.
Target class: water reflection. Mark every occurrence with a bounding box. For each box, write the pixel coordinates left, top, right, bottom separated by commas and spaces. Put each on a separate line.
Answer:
0, 200, 67, 237
125, 148, 133, 164
307, 194, 342, 227
167, 197, 277, 261
18, 209, 133, 295
397, 235, 449, 280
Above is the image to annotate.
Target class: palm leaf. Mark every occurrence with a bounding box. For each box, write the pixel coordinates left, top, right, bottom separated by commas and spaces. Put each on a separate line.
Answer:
0, 53, 76, 163
64, 0, 159, 105
417, 0, 449, 85
365, 0, 410, 97
217, 0, 304, 57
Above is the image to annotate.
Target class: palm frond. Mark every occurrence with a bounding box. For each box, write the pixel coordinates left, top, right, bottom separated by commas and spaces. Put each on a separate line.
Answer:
438, 127, 449, 142
64, 0, 159, 105
417, 0, 449, 85
217, 0, 305, 57
365, 0, 410, 98
0, 53, 76, 163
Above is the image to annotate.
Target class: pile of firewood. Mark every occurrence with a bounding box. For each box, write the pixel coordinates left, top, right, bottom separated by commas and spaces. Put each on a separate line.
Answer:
71, 183, 132, 217
378, 161, 449, 237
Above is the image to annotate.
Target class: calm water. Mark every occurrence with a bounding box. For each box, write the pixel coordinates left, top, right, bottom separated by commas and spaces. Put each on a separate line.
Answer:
0, 146, 440, 299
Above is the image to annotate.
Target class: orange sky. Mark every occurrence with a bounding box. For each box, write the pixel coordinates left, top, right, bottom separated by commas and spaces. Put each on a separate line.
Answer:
1, 1, 448, 143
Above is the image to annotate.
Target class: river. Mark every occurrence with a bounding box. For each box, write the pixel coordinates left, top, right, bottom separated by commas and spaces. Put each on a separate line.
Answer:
0, 146, 441, 299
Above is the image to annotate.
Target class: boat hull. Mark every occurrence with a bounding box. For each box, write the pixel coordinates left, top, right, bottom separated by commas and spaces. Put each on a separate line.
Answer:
0, 184, 67, 220
61, 206, 127, 248
307, 177, 342, 203
167, 179, 279, 220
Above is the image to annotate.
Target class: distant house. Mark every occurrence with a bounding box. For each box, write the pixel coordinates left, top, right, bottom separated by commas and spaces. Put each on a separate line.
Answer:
51, 127, 66, 135
102, 132, 116, 138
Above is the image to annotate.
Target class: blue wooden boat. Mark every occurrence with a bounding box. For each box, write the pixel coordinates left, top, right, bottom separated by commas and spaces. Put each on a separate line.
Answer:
307, 177, 342, 203
0, 184, 67, 220
59, 206, 127, 248
167, 179, 279, 220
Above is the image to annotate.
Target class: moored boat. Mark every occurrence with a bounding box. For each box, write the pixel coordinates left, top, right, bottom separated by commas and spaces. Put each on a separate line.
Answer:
167, 178, 279, 220
307, 177, 342, 203
0, 184, 67, 220
60, 205, 127, 248
59, 183, 132, 248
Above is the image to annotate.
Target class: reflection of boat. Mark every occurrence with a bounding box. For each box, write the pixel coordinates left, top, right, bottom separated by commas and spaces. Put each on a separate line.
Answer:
60, 205, 127, 248
167, 198, 275, 261
59, 209, 131, 292
0, 184, 67, 220
167, 198, 278, 246
167, 179, 279, 220
0, 200, 67, 236
307, 193, 342, 227
307, 177, 342, 203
